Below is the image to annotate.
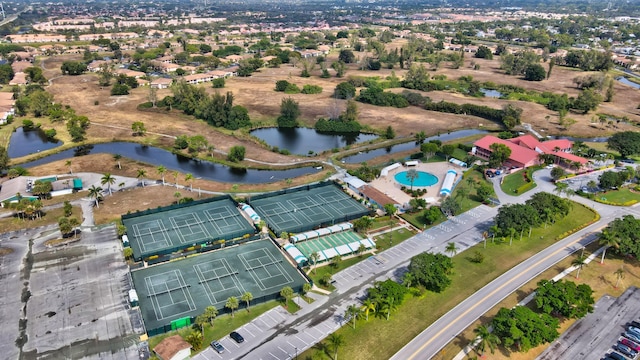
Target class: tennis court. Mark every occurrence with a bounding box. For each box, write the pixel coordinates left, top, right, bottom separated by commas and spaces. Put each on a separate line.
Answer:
249, 182, 370, 235
122, 196, 255, 261
293, 230, 375, 264
131, 239, 307, 336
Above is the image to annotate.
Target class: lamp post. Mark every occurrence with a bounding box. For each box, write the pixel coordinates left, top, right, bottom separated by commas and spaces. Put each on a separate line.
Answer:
295, 347, 298, 360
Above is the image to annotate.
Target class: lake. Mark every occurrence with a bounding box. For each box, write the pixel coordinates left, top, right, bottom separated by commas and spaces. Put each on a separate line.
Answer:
480, 89, 504, 98
341, 129, 489, 164
8, 127, 62, 158
250, 127, 379, 155
617, 77, 640, 90
17, 142, 321, 184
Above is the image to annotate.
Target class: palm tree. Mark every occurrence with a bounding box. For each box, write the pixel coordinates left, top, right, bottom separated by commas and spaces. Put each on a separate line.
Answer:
402, 272, 415, 288
445, 242, 459, 257
345, 304, 360, 329
379, 296, 396, 321
508, 227, 516, 246
598, 229, 619, 264
69, 217, 80, 238
185, 173, 194, 191
327, 333, 344, 360
65, 160, 73, 174
406, 169, 419, 191
225, 296, 239, 317
554, 182, 569, 197
101, 173, 116, 195
614, 266, 625, 288
113, 154, 122, 169
280, 286, 294, 309
361, 299, 376, 321
489, 225, 499, 243
157, 165, 167, 185
241, 291, 253, 312
173, 170, 180, 188
88, 185, 103, 208
203, 305, 218, 327
473, 325, 501, 356
572, 254, 588, 279
309, 252, 320, 274
185, 330, 203, 351
136, 169, 147, 187
194, 314, 207, 337
455, 186, 469, 200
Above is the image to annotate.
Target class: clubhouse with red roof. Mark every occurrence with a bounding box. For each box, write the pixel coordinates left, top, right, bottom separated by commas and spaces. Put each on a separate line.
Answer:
471, 134, 589, 170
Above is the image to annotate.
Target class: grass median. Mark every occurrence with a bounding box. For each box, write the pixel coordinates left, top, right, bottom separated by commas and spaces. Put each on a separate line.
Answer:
301, 202, 597, 360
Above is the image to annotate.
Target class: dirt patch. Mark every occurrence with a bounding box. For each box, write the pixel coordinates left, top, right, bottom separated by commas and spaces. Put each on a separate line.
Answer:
0, 247, 13, 256
44, 237, 81, 247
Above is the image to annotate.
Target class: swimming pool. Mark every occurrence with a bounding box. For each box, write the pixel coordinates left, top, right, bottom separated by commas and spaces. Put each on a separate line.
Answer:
394, 171, 438, 187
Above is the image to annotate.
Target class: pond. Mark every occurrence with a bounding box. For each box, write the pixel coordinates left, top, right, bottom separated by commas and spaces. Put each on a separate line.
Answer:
17, 142, 321, 184
250, 127, 379, 155
480, 88, 504, 98
341, 129, 489, 164
616, 77, 640, 90
8, 127, 62, 158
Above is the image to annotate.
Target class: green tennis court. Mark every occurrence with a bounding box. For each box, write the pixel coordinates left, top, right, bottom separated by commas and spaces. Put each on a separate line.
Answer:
122, 195, 255, 261
248, 182, 370, 235
131, 239, 307, 336
295, 230, 369, 262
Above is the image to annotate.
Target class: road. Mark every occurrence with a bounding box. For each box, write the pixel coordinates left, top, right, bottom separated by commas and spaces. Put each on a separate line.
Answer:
391, 169, 640, 360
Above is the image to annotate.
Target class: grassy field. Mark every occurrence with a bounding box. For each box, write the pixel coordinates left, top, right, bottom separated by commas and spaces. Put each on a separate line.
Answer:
372, 227, 417, 252
148, 300, 280, 356
300, 202, 597, 360
500, 169, 532, 194
593, 187, 640, 205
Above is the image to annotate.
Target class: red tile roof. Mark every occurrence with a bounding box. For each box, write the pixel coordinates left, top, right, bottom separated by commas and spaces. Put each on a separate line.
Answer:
475, 135, 588, 166
474, 135, 541, 165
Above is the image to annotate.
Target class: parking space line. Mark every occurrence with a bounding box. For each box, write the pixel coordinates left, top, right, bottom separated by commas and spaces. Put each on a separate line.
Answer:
277, 346, 288, 355
296, 334, 309, 345
269, 352, 279, 359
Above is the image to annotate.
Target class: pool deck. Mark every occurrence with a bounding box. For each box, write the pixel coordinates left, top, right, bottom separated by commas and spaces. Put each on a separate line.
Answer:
369, 162, 461, 206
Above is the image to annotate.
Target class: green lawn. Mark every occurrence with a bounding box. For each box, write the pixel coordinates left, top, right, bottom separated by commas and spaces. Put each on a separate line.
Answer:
148, 300, 280, 355
309, 255, 369, 291
300, 202, 597, 360
500, 168, 538, 195
372, 227, 416, 252
588, 187, 640, 205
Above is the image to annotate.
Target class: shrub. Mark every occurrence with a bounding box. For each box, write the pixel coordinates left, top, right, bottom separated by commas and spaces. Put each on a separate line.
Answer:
284, 83, 300, 94
301, 84, 322, 94
212, 77, 225, 88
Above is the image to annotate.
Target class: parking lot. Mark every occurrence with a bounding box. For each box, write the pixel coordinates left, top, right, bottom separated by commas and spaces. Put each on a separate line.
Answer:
538, 286, 640, 360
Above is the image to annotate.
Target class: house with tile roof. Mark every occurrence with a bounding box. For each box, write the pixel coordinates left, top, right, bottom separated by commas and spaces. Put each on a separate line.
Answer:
472, 134, 588, 170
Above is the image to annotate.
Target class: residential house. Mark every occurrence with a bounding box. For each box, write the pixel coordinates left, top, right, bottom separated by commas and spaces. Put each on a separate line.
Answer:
150, 78, 173, 89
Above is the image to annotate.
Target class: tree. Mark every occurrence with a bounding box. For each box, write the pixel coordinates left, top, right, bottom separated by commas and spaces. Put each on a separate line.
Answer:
63, 200, 72, 217
571, 88, 602, 114
280, 286, 294, 309
203, 306, 218, 327
476, 183, 493, 203
185, 330, 203, 350
327, 333, 344, 360
88, 185, 103, 208
338, 49, 355, 64
361, 299, 376, 321
352, 216, 373, 234
132, 121, 146, 136
277, 97, 300, 128
534, 279, 594, 319
489, 143, 512, 168
421, 142, 439, 161
194, 314, 207, 337
334, 82, 356, 99
445, 242, 459, 257
58, 217, 73, 237
598, 229, 619, 264
474, 325, 500, 356
440, 196, 460, 217
491, 306, 559, 352
227, 146, 246, 162
607, 131, 640, 158
185, 173, 194, 191
406, 169, 419, 191
475, 46, 493, 60
572, 254, 588, 279
384, 125, 395, 139
113, 154, 122, 169
614, 266, 625, 288
225, 296, 239, 317
440, 144, 455, 161
101, 173, 116, 195
407, 252, 454, 293
550, 166, 566, 180
309, 252, 320, 274
157, 165, 167, 185
65, 160, 73, 174
241, 292, 253, 312
524, 64, 546, 81
378, 296, 397, 321
136, 169, 146, 187
345, 304, 360, 329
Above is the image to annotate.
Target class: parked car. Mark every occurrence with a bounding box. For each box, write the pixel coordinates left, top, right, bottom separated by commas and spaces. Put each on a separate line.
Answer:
230, 331, 245, 343
630, 320, 640, 329
617, 343, 637, 358
629, 325, 640, 335
210, 340, 225, 354
605, 351, 627, 360
622, 338, 640, 352
624, 331, 640, 344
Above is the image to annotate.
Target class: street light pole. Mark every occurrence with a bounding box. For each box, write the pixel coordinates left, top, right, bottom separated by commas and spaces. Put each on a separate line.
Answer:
295, 347, 298, 360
